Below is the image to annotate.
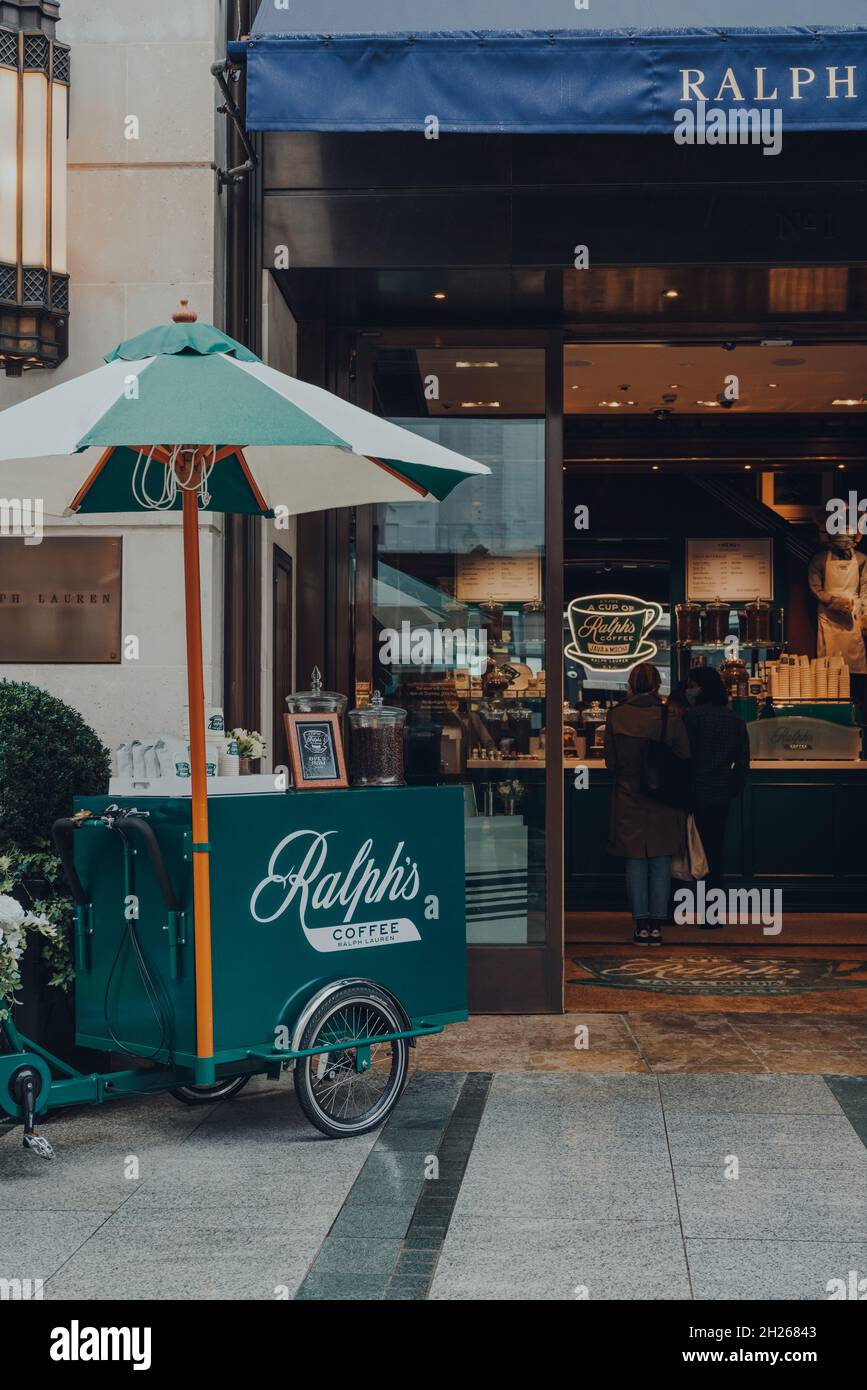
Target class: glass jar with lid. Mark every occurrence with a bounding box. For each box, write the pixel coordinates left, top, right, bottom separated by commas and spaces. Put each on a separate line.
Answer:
348, 691, 407, 787
285, 666, 348, 720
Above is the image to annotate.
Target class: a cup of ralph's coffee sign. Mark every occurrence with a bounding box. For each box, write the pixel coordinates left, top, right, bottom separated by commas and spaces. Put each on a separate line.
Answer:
565, 594, 664, 673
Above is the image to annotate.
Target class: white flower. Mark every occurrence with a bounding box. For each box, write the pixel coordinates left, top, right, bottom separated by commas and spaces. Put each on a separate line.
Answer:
0, 893, 26, 932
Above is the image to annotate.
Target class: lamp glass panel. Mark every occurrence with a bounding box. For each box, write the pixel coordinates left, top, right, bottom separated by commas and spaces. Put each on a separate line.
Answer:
0, 66, 18, 266
21, 71, 47, 267
50, 81, 66, 273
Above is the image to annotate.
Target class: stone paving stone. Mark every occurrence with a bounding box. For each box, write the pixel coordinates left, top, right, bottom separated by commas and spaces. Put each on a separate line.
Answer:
309, 1236, 403, 1277
0, 1142, 196, 1213
674, 1165, 867, 1240
45, 1207, 326, 1300
451, 1160, 680, 1225
329, 1202, 416, 1238
295, 1273, 386, 1301
430, 1217, 690, 1301
385, 1277, 431, 1298
658, 1074, 844, 1115
665, 1112, 867, 1168
0, 1211, 110, 1280
688, 1238, 867, 1301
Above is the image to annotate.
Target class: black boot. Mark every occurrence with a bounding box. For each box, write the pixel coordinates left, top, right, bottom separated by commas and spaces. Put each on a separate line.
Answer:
648, 919, 665, 945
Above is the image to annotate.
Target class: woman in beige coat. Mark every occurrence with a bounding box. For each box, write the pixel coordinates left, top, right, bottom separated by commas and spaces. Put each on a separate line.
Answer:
604, 663, 690, 944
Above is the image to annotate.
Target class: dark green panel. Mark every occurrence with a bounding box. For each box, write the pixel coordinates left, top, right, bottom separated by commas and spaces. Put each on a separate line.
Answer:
722, 795, 744, 878
73, 787, 468, 1067
565, 771, 625, 909
71, 799, 195, 1061
836, 782, 867, 881
747, 782, 836, 878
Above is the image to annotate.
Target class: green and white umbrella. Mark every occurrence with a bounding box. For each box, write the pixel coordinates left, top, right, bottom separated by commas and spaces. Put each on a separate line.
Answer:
0, 307, 489, 1080
0, 314, 490, 517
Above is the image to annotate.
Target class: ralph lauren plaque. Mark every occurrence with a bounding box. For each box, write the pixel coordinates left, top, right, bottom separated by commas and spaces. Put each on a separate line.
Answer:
0, 537, 122, 663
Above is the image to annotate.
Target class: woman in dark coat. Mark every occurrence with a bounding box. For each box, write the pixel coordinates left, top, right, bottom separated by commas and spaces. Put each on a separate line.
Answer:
605, 662, 690, 945
682, 665, 751, 926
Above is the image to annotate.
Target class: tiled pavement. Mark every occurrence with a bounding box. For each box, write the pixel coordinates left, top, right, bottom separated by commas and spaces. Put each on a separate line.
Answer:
413, 1011, 867, 1073
2, 1063, 867, 1300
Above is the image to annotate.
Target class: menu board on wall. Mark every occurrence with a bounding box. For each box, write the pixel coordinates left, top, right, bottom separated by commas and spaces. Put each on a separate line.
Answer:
686, 538, 774, 602
456, 552, 542, 603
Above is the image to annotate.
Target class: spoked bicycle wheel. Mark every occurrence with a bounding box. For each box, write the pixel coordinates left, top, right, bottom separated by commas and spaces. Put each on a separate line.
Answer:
293, 984, 409, 1139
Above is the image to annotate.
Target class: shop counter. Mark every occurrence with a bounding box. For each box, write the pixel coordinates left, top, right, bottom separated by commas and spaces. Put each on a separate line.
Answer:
566, 760, 867, 913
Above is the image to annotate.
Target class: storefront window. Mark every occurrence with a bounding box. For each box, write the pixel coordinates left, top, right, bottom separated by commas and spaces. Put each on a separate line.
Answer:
369, 347, 547, 944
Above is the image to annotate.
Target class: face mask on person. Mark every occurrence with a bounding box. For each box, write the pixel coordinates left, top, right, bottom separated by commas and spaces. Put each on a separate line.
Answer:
831, 535, 856, 558
685, 687, 700, 705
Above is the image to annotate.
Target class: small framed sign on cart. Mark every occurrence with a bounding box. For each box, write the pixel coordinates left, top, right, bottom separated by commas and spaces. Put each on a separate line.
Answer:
283, 712, 348, 789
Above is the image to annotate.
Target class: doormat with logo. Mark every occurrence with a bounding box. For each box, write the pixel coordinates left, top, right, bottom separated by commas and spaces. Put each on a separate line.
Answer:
566, 949, 867, 1014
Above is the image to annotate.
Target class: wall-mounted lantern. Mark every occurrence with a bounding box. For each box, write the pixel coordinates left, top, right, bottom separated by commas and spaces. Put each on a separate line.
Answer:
0, 0, 69, 375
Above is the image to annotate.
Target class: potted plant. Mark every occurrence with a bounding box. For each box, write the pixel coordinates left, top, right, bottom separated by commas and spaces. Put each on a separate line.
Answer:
230, 728, 266, 775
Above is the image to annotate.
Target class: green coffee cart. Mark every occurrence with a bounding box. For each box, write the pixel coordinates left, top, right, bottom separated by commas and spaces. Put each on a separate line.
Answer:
0, 784, 467, 1143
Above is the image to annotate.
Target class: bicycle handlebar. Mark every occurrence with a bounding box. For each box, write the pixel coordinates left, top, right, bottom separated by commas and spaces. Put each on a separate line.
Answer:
51, 811, 182, 913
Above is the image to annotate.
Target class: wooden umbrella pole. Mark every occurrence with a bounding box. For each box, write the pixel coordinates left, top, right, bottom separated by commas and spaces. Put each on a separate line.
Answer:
181, 485, 215, 1070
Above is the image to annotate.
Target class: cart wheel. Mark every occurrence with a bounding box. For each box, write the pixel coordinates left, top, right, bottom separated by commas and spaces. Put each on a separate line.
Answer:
170, 1076, 250, 1106
293, 984, 409, 1139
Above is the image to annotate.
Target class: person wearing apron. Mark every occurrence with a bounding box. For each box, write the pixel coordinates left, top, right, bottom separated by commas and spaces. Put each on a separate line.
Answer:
808, 532, 867, 720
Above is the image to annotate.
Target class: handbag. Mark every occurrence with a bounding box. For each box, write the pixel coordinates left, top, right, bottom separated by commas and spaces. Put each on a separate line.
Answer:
672, 814, 710, 881
639, 702, 692, 808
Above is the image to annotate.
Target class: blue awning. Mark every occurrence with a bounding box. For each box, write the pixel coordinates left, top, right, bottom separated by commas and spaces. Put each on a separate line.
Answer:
235, 15, 867, 135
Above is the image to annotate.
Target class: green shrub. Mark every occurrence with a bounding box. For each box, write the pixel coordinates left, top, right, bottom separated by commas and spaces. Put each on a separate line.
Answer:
0, 681, 110, 997
0, 680, 110, 848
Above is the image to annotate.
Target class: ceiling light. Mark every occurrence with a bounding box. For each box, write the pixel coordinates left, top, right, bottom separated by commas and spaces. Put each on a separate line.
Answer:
767, 383, 779, 388
433, 292, 447, 301
669, 383, 680, 389
652, 465, 660, 471
696, 400, 719, 407
744, 464, 752, 470
663, 289, 680, 299
460, 401, 500, 408
832, 398, 863, 407
838, 463, 847, 470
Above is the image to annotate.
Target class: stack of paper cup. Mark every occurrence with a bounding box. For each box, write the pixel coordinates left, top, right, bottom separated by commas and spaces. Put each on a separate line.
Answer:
182, 705, 225, 738
218, 734, 240, 776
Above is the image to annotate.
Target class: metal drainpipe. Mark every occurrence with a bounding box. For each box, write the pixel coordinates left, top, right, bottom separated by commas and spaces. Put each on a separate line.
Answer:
222, 0, 263, 732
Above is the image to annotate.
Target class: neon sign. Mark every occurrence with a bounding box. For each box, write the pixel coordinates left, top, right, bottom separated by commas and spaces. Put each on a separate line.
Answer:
565, 594, 664, 675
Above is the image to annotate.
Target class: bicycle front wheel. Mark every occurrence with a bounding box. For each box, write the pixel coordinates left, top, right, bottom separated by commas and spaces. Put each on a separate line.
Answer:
293, 984, 409, 1139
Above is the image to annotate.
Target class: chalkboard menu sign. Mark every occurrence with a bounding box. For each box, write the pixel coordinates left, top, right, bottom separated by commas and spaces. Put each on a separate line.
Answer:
283, 712, 348, 789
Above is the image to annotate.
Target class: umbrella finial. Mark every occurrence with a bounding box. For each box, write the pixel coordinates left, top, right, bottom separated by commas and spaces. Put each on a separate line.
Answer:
172, 299, 197, 323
